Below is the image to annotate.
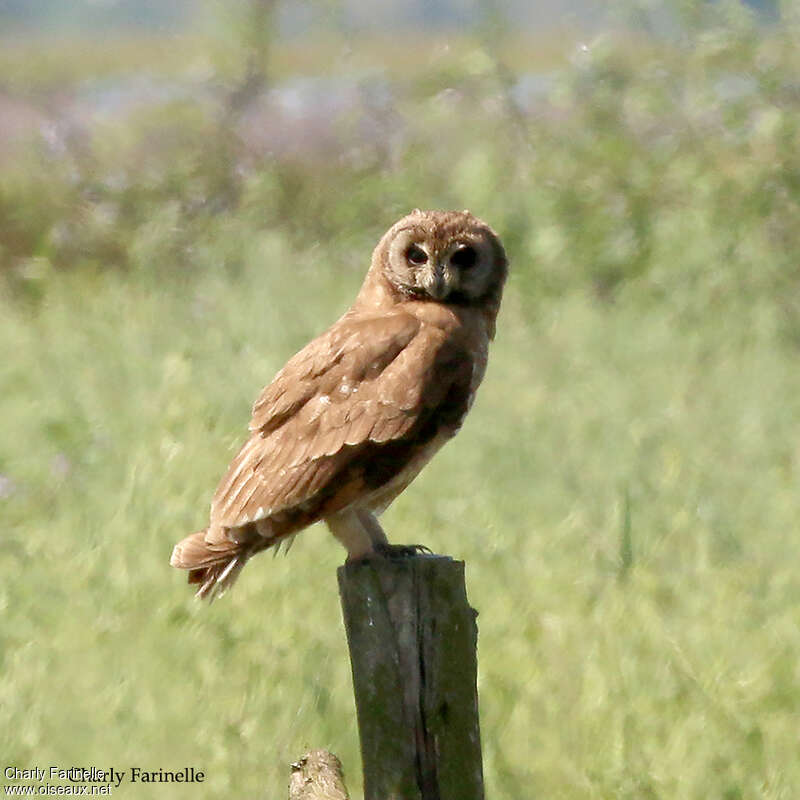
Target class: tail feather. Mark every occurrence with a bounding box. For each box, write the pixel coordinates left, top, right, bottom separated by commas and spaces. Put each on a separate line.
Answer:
171, 525, 299, 601
170, 528, 253, 602
194, 555, 248, 601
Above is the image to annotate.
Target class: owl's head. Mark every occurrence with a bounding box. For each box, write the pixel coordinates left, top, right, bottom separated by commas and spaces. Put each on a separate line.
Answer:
375, 210, 507, 321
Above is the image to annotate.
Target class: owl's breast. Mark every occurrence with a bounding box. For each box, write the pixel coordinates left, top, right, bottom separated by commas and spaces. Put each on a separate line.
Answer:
360, 345, 483, 515
362, 428, 455, 516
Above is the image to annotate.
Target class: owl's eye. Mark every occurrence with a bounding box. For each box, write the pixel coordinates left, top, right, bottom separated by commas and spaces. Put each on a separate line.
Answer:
405, 244, 428, 265
450, 246, 477, 269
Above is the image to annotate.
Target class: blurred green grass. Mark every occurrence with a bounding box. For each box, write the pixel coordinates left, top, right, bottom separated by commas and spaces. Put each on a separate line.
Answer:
2, 5, 800, 798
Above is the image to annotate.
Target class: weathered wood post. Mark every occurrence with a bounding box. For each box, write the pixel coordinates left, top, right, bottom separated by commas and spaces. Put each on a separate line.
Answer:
337, 554, 483, 800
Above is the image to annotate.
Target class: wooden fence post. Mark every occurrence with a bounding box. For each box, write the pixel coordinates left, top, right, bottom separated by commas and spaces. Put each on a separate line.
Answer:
337, 554, 484, 800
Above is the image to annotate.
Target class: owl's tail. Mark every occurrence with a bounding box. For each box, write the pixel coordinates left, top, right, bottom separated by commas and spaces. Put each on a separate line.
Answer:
170, 529, 252, 601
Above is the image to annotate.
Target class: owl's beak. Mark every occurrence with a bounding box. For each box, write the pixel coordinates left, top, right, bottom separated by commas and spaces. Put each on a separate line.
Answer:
421, 264, 448, 300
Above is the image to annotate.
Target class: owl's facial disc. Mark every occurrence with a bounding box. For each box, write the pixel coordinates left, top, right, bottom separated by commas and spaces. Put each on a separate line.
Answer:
384, 217, 503, 305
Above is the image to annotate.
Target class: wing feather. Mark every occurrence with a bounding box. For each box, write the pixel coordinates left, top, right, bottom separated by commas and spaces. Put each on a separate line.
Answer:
210, 310, 474, 530
249, 314, 419, 433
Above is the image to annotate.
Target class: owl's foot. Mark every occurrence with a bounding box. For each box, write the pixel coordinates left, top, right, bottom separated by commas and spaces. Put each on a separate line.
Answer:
345, 543, 433, 562
373, 542, 433, 559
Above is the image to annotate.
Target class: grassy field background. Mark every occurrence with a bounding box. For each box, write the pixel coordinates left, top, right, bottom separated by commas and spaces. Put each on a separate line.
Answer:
2, 3, 800, 798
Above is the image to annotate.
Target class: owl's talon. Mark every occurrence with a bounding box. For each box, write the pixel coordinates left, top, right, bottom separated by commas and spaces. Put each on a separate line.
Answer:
374, 543, 433, 559
345, 543, 433, 563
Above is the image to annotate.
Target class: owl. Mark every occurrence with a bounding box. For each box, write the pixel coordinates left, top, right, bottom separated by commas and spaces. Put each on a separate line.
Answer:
170, 209, 507, 599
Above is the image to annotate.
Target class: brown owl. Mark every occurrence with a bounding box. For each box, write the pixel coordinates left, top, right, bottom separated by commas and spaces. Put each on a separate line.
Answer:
170, 209, 507, 599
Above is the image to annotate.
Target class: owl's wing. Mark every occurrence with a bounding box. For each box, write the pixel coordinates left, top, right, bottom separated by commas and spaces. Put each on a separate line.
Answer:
210, 311, 474, 530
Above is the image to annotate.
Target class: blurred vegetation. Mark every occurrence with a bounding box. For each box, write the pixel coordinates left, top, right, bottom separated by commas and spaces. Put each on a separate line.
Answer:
0, 0, 192, 31
2, 2, 800, 335
2, 1, 800, 798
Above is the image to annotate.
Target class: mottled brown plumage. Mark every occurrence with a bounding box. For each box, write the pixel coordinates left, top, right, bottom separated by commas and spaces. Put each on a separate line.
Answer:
170, 209, 507, 598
